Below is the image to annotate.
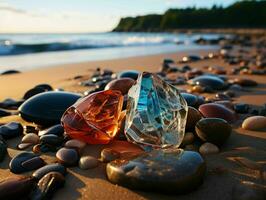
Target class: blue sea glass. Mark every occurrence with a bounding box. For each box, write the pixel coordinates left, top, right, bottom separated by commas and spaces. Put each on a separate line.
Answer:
125, 72, 188, 150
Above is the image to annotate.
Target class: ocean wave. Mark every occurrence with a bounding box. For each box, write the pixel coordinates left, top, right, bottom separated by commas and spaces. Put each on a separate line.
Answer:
0, 36, 176, 56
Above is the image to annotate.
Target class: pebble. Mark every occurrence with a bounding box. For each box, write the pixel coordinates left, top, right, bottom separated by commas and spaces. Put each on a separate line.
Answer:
56, 147, 79, 166
79, 156, 99, 169
0, 98, 23, 109
0, 122, 23, 139
9, 152, 45, 173
64, 139, 86, 152
185, 106, 202, 131
101, 148, 120, 162
0, 176, 35, 200
104, 78, 135, 95
234, 103, 249, 114
32, 163, 66, 180
24, 125, 39, 134
23, 87, 46, 100
196, 118, 232, 146
0, 108, 11, 117
30, 172, 65, 200
233, 78, 258, 87
199, 142, 219, 155
188, 75, 225, 90
199, 103, 236, 123
118, 70, 140, 80
38, 124, 64, 137
242, 116, 266, 131
19, 91, 81, 126
17, 143, 33, 150
21, 133, 39, 144
106, 149, 206, 193
0, 139, 7, 162
181, 93, 199, 107
181, 132, 195, 146
40, 134, 63, 146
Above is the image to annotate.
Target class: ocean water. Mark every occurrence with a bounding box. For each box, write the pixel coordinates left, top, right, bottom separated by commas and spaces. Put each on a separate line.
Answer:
0, 32, 222, 72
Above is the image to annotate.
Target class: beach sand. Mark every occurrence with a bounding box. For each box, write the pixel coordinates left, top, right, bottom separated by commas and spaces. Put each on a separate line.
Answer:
0, 49, 265, 200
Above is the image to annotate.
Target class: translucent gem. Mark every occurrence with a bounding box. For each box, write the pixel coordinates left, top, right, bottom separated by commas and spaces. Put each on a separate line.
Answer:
125, 72, 188, 150
61, 90, 123, 144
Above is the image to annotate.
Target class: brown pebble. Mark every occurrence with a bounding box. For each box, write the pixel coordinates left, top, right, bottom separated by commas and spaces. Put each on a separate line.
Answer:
21, 133, 39, 144
101, 148, 120, 162
79, 156, 99, 169
242, 116, 266, 131
64, 139, 86, 152
17, 143, 33, 150
199, 142, 219, 155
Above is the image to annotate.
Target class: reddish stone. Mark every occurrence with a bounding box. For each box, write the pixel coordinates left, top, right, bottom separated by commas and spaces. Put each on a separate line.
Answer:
61, 90, 123, 144
199, 103, 237, 123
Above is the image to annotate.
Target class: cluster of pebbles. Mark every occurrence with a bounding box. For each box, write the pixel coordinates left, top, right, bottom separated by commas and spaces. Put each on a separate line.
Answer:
0, 34, 266, 199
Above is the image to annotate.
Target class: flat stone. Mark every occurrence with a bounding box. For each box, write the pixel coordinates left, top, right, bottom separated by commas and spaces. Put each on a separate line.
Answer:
21, 133, 39, 144
56, 148, 79, 166
106, 149, 206, 193
199, 103, 236, 123
196, 118, 232, 146
79, 156, 99, 169
0, 122, 23, 139
19, 92, 81, 126
40, 134, 63, 146
64, 139, 86, 151
188, 75, 225, 90
0, 108, 11, 117
242, 116, 266, 131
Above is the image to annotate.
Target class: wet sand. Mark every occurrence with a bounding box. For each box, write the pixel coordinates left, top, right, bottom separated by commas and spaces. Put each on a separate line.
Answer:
0, 48, 265, 200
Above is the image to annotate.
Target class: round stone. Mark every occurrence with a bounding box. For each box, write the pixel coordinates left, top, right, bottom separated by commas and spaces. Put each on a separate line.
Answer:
104, 78, 135, 95
21, 133, 39, 144
199, 142, 219, 155
79, 156, 99, 169
0, 122, 23, 139
118, 70, 140, 80
188, 75, 225, 90
199, 103, 236, 123
233, 78, 258, 87
56, 148, 79, 166
185, 106, 202, 131
101, 148, 120, 163
196, 118, 232, 146
64, 139, 86, 152
242, 116, 266, 131
181, 93, 199, 107
19, 91, 81, 126
106, 149, 206, 193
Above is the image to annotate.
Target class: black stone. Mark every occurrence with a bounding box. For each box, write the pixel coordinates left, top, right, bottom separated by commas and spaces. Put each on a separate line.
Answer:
34, 84, 53, 91
195, 118, 232, 146
181, 93, 199, 107
0, 98, 24, 109
9, 152, 40, 173
40, 134, 63, 146
0, 108, 11, 117
32, 163, 66, 180
30, 172, 65, 200
1, 70, 21, 75
118, 70, 139, 80
19, 91, 81, 126
106, 149, 206, 194
188, 75, 225, 90
0, 140, 7, 162
234, 103, 249, 114
23, 87, 46, 100
38, 124, 64, 137
0, 122, 23, 139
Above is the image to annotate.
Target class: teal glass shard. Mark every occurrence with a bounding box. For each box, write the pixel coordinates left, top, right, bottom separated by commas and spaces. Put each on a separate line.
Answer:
125, 72, 188, 150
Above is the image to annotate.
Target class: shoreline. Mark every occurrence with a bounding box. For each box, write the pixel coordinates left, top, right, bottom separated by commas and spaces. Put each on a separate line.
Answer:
0, 48, 216, 100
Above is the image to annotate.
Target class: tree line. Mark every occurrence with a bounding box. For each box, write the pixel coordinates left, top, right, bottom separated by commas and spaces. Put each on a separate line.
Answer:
113, 0, 266, 32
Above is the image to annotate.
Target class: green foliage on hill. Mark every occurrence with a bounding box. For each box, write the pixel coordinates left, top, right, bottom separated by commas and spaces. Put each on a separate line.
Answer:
113, 1, 266, 32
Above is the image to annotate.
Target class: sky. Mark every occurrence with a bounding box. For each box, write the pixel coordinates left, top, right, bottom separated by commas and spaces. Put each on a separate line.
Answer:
0, 0, 237, 33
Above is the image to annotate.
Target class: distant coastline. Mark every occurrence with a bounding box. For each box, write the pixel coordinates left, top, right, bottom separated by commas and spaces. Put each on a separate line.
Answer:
113, 1, 266, 33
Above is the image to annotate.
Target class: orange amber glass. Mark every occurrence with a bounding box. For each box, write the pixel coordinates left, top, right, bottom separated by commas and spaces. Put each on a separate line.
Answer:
61, 90, 123, 144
